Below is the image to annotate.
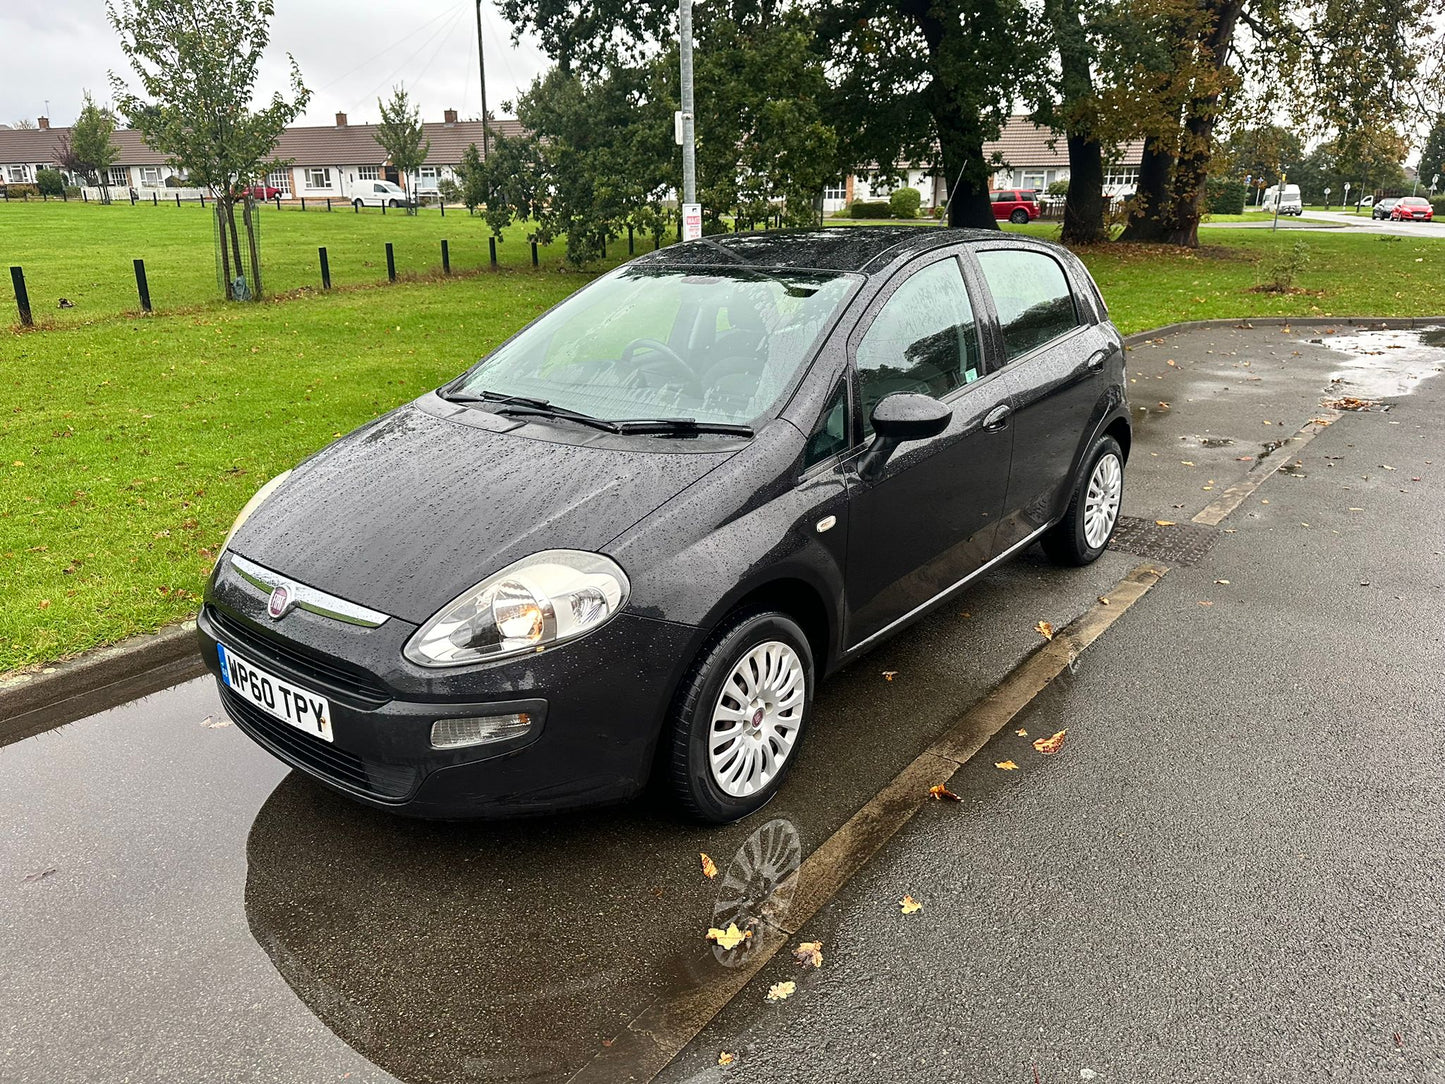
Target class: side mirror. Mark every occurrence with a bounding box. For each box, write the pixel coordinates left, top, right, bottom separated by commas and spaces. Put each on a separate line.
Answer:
858, 392, 952, 480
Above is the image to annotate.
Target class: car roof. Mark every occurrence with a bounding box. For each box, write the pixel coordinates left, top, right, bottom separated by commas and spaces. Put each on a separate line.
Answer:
632, 226, 1018, 275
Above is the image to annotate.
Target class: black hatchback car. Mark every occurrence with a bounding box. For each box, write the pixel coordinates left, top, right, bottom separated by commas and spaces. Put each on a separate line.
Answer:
201, 227, 1130, 823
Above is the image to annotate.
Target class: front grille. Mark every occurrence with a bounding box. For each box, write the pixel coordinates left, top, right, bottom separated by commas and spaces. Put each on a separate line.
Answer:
222, 688, 420, 801
207, 605, 391, 707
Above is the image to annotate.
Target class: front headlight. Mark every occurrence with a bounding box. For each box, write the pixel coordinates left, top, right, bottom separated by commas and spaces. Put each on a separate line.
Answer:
222, 470, 292, 554
404, 550, 629, 667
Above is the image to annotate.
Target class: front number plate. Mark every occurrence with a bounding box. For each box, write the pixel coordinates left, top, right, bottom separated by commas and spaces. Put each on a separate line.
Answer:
217, 642, 334, 743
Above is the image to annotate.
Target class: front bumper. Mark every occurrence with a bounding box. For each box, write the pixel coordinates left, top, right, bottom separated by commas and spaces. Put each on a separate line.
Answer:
199, 565, 704, 818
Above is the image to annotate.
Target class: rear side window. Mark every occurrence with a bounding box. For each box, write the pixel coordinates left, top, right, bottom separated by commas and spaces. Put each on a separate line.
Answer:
855, 258, 982, 432
992, 191, 1013, 203
976, 249, 1081, 361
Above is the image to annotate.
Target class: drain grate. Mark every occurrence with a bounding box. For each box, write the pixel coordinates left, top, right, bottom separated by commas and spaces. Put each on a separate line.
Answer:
1108, 515, 1219, 566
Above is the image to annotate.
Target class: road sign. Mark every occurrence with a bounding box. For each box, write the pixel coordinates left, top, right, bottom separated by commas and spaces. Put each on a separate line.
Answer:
682, 203, 702, 241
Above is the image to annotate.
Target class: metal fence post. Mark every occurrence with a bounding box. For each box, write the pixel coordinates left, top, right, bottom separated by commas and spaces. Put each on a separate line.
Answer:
300, 197, 306, 212
440, 201, 446, 218
151, 192, 157, 206
531, 240, 539, 267
489, 237, 497, 267
326, 198, 332, 212
382, 201, 387, 215
319, 247, 331, 289
441, 239, 450, 274
200, 192, 206, 208
11, 266, 33, 327
386, 242, 396, 282
354, 199, 359, 214
628, 224, 635, 254
175, 193, 181, 207
133, 259, 152, 313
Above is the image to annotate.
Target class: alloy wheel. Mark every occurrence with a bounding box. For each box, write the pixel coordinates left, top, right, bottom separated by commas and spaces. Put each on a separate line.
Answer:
708, 641, 805, 798
1083, 451, 1123, 549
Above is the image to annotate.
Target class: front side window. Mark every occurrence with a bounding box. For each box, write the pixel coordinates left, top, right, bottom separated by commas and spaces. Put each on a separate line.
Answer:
451, 266, 858, 427
855, 258, 982, 432
977, 249, 1081, 362
305, 168, 331, 189
992, 190, 1012, 203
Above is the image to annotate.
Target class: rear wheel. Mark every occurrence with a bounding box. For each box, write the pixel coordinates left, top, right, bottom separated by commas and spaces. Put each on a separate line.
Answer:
1043, 435, 1124, 566
1010, 208, 1030, 224
388, 198, 399, 208
667, 611, 813, 823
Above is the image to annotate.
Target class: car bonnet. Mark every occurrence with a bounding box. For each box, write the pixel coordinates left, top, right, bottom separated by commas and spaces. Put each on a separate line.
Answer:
225, 400, 739, 625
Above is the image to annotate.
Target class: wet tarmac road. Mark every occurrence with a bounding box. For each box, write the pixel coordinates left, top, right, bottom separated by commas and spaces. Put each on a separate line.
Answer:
3, 324, 1442, 1083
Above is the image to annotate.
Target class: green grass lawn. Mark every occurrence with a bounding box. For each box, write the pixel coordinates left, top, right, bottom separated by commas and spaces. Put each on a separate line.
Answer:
2, 206, 1442, 672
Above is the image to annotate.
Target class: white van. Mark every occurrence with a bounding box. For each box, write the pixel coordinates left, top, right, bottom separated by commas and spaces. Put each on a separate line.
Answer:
1261, 184, 1303, 216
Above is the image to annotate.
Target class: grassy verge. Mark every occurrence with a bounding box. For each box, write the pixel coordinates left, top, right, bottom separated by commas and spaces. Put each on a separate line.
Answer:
2, 219, 1441, 671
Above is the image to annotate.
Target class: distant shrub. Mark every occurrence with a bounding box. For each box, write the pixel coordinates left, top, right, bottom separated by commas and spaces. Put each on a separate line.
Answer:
3, 183, 40, 200
63, 185, 81, 200
35, 169, 65, 197
849, 199, 892, 219
1432, 196, 1445, 217
437, 177, 462, 205
888, 187, 921, 218
1258, 240, 1310, 292
1047, 178, 1071, 196
932, 202, 947, 219
1206, 177, 1247, 215
163, 174, 190, 188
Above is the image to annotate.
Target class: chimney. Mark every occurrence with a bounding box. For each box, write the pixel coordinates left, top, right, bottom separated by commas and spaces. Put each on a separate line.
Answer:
444, 108, 457, 125
335, 112, 348, 127
38, 116, 49, 130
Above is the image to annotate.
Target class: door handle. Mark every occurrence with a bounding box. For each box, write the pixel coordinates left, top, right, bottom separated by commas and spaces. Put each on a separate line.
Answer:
983, 404, 1011, 431
1086, 349, 1110, 372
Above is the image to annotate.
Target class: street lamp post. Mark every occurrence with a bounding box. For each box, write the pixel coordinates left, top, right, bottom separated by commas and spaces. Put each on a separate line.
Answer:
678, 0, 701, 241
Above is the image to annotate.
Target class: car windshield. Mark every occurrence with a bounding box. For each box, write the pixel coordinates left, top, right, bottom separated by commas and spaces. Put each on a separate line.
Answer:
448, 265, 858, 426
1402, 198, 1428, 206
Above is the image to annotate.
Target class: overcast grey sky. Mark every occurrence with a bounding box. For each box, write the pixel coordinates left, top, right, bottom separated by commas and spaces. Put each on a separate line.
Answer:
0, 1, 552, 129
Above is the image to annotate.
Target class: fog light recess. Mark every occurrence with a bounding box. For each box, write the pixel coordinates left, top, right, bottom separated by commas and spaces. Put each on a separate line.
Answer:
430, 713, 533, 749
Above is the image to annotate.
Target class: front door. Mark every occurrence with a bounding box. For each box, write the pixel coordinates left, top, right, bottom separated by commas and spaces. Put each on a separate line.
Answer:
383, 165, 400, 186
844, 254, 1014, 648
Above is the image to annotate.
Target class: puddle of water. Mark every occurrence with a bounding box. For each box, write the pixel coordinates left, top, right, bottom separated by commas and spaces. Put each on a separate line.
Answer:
1200, 437, 1235, 448
1306, 326, 1445, 400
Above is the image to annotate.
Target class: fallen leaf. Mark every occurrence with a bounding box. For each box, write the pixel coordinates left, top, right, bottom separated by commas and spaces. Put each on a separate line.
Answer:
1034, 620, 1054, 640
1198, 600, 1214, 606
1167, 359, 1178, 366
24, 867, 57, 883
995, 760, 1020, 771
792, 940, 824, 968
1380, 464, 1396, 471
1016, 728, 1029, 737
200, 715, 232, 729
1097, 596, 1110, 605
881, 670, 898, 682
899, 895, 922, 914
1181, 460, 1195, 466
1394, 1032, 1404, 1048
38, 599, 51, 610
1032, 729, 1068, 755
1236, 455, 1254, 462
1323, 396, 1377, 411
1155, 520, 1176, 527
700, 853, 718, 880
718, 1052, 736, 1066
706, 923, 752, 951
766, 980, 797, 1002
1214, 579, 1230, 585
929, 784, 962, 802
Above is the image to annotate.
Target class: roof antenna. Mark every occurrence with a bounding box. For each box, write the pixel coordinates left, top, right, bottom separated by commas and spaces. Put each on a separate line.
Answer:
943, 158, 969, 219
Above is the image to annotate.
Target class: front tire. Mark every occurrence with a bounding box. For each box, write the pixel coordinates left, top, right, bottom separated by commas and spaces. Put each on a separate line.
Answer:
667, 611, 814, 823
1010, 208, 1030, 224
352, 199, 363, 210
1043, 435, 1124, 566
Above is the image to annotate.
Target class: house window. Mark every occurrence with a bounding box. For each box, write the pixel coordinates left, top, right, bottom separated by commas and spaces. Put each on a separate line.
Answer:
305, 168, 331, 189
140, 167, 161, 186
1021, 171, 1047, 192
267, 169, 291, 194
1104, 167, 1139, 188
823, 181, 846, 202
7, 165, 30, 183
358, 165, 380, 181
417, 166, 439, 190
107, 167, 128, 187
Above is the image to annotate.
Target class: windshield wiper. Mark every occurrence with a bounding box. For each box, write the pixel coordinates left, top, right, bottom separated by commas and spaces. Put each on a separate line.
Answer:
614, 418, 755, 438
439, 390, 622, 433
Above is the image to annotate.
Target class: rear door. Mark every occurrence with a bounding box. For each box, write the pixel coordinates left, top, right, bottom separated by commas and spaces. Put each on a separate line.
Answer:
972, 245, 1118, 550
843, 252, 1014, 648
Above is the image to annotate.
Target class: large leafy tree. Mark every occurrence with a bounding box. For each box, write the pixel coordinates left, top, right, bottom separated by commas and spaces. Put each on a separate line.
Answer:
106, 0, 310, 300
55, 92, 122, 203
812, 1, 1045, 229
374, 85, 431, 216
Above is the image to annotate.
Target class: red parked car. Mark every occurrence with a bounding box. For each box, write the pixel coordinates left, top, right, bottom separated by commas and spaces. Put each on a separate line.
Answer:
1390, 196, 1434, 222
991, 188, 1041, 224
244, 184, 283, 200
